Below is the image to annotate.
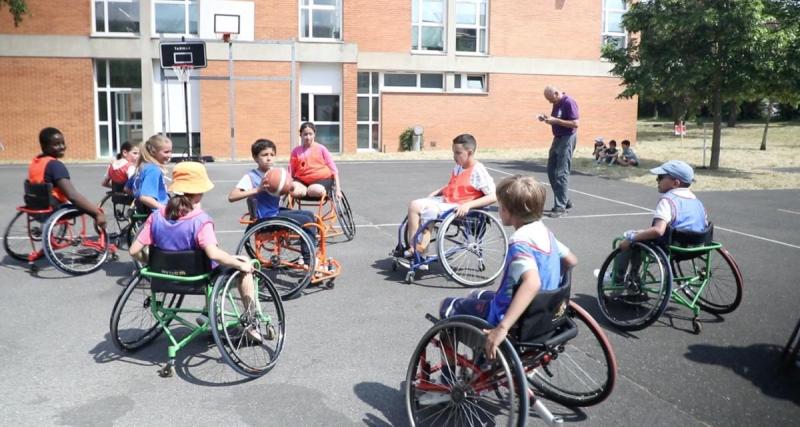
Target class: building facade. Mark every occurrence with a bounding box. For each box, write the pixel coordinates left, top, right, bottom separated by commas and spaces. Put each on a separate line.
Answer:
0, 0, 636, 161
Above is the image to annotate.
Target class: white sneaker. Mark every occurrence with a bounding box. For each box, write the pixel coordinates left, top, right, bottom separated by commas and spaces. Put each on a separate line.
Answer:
593, 268, 613, 285
418, 263, 429, 271
395, 257, 411, 269
417, 391, 451, 406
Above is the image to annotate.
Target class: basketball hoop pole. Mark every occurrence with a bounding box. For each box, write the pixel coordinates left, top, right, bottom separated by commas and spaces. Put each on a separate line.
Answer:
181, 36, 193, 159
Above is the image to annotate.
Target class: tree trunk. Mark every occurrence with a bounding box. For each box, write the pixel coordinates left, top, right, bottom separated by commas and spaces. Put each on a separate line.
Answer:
726, 100, 738, 127
760, 102, 771, 151
709, 89, 723, 170
653, 102, 659, 120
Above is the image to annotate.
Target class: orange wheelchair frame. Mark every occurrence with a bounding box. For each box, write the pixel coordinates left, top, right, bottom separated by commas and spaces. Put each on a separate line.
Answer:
284, 191, 355, 242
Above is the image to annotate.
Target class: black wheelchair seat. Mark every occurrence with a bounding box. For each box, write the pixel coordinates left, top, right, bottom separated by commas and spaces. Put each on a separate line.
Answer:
669, 223, 714, 261
110, 182, 134, 205
148, 247, 212, 295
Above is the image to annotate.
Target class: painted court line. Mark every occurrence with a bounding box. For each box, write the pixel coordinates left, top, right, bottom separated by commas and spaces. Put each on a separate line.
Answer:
485, 166, 800, 250
778, 208, 800, 215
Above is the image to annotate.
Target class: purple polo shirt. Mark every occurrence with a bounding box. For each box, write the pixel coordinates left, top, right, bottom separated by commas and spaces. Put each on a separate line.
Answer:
550, 94, 579, 137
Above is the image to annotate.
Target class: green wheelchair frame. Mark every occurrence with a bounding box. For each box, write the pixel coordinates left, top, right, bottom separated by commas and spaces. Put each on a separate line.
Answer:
110, 250, 286, 379
596, 227, 743, 333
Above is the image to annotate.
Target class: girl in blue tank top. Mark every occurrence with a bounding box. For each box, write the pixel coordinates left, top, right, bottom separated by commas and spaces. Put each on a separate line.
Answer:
130, 162, 264, 342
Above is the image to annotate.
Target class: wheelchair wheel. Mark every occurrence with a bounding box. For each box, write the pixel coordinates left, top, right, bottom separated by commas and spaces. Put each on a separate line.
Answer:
109, 273, 184, 352
236, 219, 317, 300
4, 211, 45, 262
672, 247, 743, 314
524, 301, 617, 407
333, 191, 356, 241
405, 317, 528, 427
596, 242, 672, 330
42, 206, 109, 275
210, 269, 286, 378
98, 193, 133, 250
781, 317, 800, 371
437, 210, 508, 287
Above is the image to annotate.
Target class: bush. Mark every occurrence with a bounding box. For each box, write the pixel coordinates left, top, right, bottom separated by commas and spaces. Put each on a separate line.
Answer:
398, 127, 414, 151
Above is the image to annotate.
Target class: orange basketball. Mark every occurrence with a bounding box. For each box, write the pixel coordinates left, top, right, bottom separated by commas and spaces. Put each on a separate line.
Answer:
262, 167, 293, 197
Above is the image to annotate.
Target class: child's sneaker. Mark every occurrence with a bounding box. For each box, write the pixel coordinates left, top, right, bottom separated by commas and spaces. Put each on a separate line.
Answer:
416, 369, 454, 406
593, 268, 614, 286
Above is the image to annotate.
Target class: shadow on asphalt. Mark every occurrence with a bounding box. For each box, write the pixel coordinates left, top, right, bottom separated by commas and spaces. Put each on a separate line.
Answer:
684, 343, 800, 405
354, 382, 406, 427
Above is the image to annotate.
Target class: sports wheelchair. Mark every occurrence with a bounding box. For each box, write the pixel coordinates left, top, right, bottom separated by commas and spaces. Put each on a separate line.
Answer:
595, 223, 743, 333
109, 247, 285, 378
96, 182, 148, 250
284, 190, 356, 242
781, 316, 800, 372
404, 270, 617, 426
235, 202, 341, 300
4, 181, 113, 275
391, 208, 508, 286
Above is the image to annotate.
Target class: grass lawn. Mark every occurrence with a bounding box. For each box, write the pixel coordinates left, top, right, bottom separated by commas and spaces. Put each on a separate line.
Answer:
340, 120, 800, 191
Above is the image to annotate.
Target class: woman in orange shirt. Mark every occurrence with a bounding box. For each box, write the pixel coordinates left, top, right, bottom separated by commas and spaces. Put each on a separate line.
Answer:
288, 122, 342, 200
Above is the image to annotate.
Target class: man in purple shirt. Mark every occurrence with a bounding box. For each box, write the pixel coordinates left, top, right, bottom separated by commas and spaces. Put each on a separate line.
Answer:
538, 85, 579, 217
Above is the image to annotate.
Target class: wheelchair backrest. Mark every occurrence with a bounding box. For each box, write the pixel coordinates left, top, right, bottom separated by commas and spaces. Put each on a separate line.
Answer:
669, 222, 714, 247
110, 182, 134, 205
23, 180, 56, 210
513, 269, 572, 343
148, 247, 212, 294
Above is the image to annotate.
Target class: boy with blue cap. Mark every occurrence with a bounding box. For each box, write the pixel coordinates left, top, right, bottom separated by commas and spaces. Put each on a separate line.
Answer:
604, 160, 708, 288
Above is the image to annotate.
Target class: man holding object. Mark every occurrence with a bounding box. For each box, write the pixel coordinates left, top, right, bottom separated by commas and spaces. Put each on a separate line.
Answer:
538, 85, 579, 218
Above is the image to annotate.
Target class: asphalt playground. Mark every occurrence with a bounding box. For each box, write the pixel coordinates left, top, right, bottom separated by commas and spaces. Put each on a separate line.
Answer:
0, 159, 798, 426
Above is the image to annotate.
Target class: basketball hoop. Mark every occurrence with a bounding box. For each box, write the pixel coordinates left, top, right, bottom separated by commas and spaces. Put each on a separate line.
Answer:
173, 65, 193, 84
222, 33, 231, 43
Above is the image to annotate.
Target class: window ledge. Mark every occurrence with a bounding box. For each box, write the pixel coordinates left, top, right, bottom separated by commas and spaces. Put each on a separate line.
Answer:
299, 38, 344, 44
411, 50, 447, 56
91, 33, 140, 38
455, 52, 489, 57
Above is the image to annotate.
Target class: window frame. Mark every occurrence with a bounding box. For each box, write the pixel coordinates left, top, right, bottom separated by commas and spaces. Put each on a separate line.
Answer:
92, 0, 140, 36
356, 72, 381, 151
412, 0, 447, 54
94, 59, 144, 159
152, 0, 199, 37
454, 0, 488, 55
601, 0, 628, 50
453, 73, 488, 93
299, 0, 342, 41
300, 93, 343, 153
381, 72, 445, 93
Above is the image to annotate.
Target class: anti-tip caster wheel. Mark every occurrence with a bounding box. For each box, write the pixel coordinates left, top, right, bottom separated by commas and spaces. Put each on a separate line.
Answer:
158, 363, 175, 378
405, 271, 415, 284
324, 280, 335, 289
692, 319, 702, 335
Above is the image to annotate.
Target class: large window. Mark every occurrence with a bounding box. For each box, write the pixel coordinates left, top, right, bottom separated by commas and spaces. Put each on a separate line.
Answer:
301, 94, 341, 152
602, 0, 628, 49
300, 0, 341, 40
154, 0, 198, 35
95, 60, 143, 158
455, 0, 487, 54
357, 72, 380, 151
94, 0, 140, 34
412, 0, 445, 52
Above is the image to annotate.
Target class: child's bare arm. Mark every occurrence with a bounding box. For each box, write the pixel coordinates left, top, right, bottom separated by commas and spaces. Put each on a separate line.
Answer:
204, 244, 253, 273
228, 186, 258, 203
561, 251, 578, 270
56, 178, 106, 228
620, 219, 668, 249
427, 185, 446, 198
484, 270, 541, 359
455, 193, 497, 216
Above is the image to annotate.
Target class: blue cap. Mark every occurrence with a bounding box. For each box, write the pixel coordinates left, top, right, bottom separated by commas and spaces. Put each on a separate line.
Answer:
650, 160, 694, 183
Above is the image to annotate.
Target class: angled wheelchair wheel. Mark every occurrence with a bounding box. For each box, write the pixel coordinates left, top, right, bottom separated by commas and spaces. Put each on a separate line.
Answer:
98, 193, 133, 250
405, 317, 528, 427
236, 219, 317, 300
524, 301, 617, 407
211, 269, 286, 378
4, 211, 45, 262
333, 191, 356, 241
109, 273, 184, 352
437, 210, 508, 287
673, 247, 743, 314
42, 206, 109, 275
596, 243, 672, 330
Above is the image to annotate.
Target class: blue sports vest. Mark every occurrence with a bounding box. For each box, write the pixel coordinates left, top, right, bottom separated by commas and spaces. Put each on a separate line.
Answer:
660, 191, 707, 233
487, 232, 562, 326
247, 169, 281, 219
150, 209, 213, 251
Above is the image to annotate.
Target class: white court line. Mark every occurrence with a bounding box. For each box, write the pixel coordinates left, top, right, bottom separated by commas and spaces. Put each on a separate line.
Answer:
778, 209, 800, 215
485, 166, 800, 250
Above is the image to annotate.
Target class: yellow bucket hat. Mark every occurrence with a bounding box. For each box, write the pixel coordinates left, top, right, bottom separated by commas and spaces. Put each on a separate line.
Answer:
169, 161, 215, 194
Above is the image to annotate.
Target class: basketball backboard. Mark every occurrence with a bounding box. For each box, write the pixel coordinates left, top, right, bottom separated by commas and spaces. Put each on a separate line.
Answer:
159, 41, 207, 69
199, 1, 255, 41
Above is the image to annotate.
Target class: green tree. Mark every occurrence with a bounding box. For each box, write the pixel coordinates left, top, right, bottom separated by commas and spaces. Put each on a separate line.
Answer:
1, 0, 28, 26
602, 0, 791, 169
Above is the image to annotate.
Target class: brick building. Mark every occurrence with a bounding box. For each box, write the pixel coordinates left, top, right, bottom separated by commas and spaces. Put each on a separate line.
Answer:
0, 0, 636, 161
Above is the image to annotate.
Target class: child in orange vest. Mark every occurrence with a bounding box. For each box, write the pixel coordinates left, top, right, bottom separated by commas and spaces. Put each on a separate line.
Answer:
28, 127, 106, 229
289, 122, 343, 200
401, 134, 496, 264
101, 141, 140, 189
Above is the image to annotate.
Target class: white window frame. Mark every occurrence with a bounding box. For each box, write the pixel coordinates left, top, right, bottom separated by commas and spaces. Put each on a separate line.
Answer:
357, 72, 381, 151
94, 59, 143, 159
152, 0, 198, 37
454, 0, 488, 55
602, 0, 628, 49
299, 0, 342, 41
412, 0, 447, 53
92, 0, 140, 36
382, 72, 445, 93
453, 73, 488, 93
301, 93, 342, 153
